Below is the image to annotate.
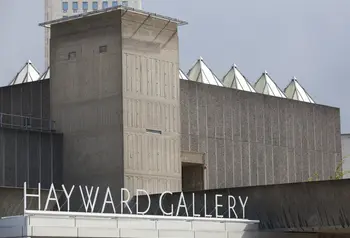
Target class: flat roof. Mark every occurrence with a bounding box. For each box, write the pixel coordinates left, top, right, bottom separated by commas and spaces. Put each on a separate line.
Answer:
39, 6, 188, 28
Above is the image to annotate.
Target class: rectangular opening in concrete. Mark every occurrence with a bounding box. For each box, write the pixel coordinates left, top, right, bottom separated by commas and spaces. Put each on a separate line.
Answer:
182, 162, 204, 192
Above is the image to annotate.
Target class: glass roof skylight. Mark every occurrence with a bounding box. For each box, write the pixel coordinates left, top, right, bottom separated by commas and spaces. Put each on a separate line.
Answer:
284, 77, 315, 103
254, 71, 286, 98
222, 64, 256, 92
8, 60, 41, 85
39, 67, 50, 80
187, 57, 223, 86
179, 69, 189, 80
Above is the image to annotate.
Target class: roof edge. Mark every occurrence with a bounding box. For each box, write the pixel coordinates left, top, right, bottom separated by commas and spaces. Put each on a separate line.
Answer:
39, 6, 188, 28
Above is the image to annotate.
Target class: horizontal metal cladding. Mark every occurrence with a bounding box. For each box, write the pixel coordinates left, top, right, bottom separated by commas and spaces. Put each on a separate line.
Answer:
180, 80, 342, 189
0, 127, 63, 189
134, 179, 350, 231
0, 80, 50, 120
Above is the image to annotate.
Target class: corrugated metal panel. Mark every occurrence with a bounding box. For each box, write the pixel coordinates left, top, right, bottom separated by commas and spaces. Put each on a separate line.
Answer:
0, 128, 63, 189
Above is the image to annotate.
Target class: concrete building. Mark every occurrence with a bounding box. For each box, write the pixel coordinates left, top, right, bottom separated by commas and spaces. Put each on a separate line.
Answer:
341, 134, 350, 178
0, 5, 343, 214
44, 0, 142, 67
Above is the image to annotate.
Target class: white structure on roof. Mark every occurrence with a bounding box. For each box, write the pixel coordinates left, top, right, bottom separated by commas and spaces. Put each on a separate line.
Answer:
179, 69, 189, 80
8, 60, 41, 86
39, 67, 50, 80
187, 57, 223, 86
254, 71, 286, 98
284, 77, 315, 103
0, 211, 259, 238
222, 64, 256, 92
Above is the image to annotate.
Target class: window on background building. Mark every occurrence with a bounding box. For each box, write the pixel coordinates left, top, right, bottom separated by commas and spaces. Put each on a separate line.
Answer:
92, 1, 98, 10
122, 1, 128, 7
112, 1, 118, 7
62, 1, 68, 12
102, 1, 108, 9
83, 1, 88, 11
72, 1, 78, 12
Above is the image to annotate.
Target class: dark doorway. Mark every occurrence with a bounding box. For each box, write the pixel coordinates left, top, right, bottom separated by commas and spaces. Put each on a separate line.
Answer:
182, 162, 204, 192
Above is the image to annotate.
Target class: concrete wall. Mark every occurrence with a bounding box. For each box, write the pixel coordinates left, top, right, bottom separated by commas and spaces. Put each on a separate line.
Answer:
0, 127, 63, 189
341, 134, 350, 178
121, 11, 181, 194
180, 80, 342, 188
50, 11, 124, 209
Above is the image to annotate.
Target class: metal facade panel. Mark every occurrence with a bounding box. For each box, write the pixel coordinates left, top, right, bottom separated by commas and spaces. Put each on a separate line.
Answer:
0, 128, 62, 189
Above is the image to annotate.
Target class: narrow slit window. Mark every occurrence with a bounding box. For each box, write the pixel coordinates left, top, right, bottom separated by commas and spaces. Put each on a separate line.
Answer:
68, 51, 76, 60
146, 129, 162, 135
99, 45, 107, 53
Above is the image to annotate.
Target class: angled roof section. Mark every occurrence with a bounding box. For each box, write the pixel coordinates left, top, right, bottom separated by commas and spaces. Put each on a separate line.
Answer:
179, 69, 189, 80
39, 66, 50, 80
187, 57, 223, 86
254, 71, 286, 98
222, 64, 256, 92
284, 77, 315, 103
8, 60, 41, 85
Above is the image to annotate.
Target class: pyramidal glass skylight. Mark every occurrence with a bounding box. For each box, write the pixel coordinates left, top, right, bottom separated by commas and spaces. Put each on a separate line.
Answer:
179, 69, 189, 80
284, 77, 315, 103
9, 60, 41, 85
39, 66, 50, 80
254, 71, 286, 98
222, 64, 256, 92
187, 57, 223, 86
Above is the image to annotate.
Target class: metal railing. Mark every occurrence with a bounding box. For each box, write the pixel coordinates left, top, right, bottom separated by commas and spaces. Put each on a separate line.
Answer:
0, 112, 55, 132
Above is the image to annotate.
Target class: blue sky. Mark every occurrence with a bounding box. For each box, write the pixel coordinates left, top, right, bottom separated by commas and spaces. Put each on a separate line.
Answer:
1, 0, 350, 131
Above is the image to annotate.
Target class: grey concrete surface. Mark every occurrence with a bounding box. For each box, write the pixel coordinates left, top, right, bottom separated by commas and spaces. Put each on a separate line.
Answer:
180, 80, 342, 188
50, 11, 124, 211
341, 134, 350, 178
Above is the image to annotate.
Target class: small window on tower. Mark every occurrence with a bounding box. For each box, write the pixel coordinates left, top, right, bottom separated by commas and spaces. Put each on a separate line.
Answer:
62, 2, 68, 12
83, 1, 88, 11
112, 1, 118, 7
102, 1, 108, 9
68, 51, 77, 60
99, 45, 108, 53
72, 1, 78, 13
92, 1, 98, 10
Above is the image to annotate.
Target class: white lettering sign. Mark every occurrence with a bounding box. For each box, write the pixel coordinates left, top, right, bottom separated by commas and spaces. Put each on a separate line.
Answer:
23, 182, 249, 219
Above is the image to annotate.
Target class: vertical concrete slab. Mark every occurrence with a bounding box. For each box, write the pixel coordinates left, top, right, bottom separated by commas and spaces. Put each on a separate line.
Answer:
257, 143, 266, 185
216, 138, 226, 188
250, 143, 258, 186
234, 141, 242, 187
225, 139, 234, 187
242, 142, 250, 186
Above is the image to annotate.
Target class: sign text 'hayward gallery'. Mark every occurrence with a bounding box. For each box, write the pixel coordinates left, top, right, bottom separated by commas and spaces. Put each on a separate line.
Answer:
23, 182, 249, 219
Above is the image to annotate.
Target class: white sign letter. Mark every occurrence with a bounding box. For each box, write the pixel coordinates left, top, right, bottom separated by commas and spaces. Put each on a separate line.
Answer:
136, 189, 150, 215
215, 194, 223, 218
228, 195, 238, 218
175, 192, 188, 216
239, 196, 248, 219
101, 187, 116, 213
120, 188, 132, 214
62, 185, 75, 212
23, 182, 41, 212
159, 191, 173, 216
79, 186, 100, 212
44, 183, 60, 211
192, 193, 200, 217
204, 193, 212, 218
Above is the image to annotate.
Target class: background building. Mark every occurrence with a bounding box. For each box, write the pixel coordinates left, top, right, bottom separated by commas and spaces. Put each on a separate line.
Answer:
0, 6, 342, 215
342, 134, 350, 178
44, 0, 143, 67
